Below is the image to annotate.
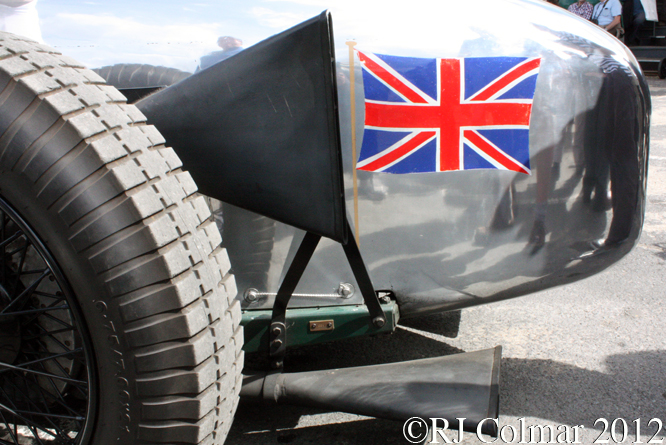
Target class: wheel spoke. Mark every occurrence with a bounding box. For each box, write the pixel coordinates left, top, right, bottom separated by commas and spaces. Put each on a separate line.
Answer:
18, 298, 72, 331
34, 356, 88, 407
0, 232, 21, 250
33, 378, 85, 419
29, 311, 76, 332
3, 375, 64, 437
0, 373, 82, 420
1, 213, 6, 285
4, 343, 90, 419
1, 178, 94, 445
32, 290, 66, 301
0, 348, 83, 375
5, 363, 84, 443
9, 239, 31, 300
12, 411, 84, 422
5, 243, 31, 259
23, 326, 75, 341
2, 305, 68, 317
12, 269, 51, 276
0, 411, 19, 444
1, 269, 50, 315
21, 372, 77, 438
0, 361, 86, 387
0, 402, 55, 443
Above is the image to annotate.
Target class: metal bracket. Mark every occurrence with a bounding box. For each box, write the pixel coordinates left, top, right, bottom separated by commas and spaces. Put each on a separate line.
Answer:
243, 282, 355, 303
268, 220, 386, 369
341, 222, 386, 328
269, 231, 321, 369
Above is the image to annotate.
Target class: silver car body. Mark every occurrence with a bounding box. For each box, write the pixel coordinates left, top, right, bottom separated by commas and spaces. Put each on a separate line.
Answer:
28, 0, 649, 317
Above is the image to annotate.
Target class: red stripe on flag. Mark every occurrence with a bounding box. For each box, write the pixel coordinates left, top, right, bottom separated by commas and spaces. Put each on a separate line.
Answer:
357, 51, 429, 104
364, 102, 532, 129
438, 59, 463, 171
463, 130, 529, 174
469, 58, 541, 102
358, 131, 436, 172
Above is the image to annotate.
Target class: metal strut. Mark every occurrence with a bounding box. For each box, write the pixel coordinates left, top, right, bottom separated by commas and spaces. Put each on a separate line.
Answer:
341, 227, 386, 328
269, 220, 386, 369
269, 231, 321, 369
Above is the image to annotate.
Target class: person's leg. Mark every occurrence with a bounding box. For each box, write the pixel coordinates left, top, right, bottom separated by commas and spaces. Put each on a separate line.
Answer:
626, 11, 647, 45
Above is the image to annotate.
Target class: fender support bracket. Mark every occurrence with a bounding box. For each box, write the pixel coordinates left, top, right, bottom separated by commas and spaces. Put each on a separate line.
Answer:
268, 220, 386, 369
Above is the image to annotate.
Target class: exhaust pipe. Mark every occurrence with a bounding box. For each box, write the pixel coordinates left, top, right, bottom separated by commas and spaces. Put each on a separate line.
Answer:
241, 346, 501, 436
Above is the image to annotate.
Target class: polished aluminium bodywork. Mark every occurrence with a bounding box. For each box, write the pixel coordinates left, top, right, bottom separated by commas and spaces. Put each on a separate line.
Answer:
39, 0, 650, 318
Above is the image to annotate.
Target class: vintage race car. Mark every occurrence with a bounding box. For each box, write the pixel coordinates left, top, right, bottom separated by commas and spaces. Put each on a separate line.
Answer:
0, 0, 650, 444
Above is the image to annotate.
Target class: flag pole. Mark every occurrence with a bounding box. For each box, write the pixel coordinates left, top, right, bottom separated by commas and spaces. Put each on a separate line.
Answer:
346, 40, 360, 246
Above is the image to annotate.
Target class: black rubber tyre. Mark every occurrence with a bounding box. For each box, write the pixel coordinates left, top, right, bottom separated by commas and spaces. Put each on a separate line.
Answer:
96, 63, 276, 294
92, 64, 191, 90
0, 33, 242, 445
96, 65, 277, 294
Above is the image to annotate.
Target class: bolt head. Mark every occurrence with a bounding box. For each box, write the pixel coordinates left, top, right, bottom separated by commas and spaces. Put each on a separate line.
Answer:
270, 339, 283, 349
244, 288, 259, 303
337, 283, 355, 298
372, 316, 386, 328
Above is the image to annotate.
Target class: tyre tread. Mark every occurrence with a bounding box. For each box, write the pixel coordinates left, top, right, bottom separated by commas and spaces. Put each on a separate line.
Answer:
0, 33, 240, 445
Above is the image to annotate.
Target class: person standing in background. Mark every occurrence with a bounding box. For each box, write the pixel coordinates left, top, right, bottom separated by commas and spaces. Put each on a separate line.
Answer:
196, 36, 243, 72
624, 0, 647, 45
0, 0, 42, 43
624, 0, 659, 45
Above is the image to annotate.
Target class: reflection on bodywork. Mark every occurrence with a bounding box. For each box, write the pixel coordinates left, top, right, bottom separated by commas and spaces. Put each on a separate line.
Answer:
30, 0, 648, 318
242, 15, 648, 317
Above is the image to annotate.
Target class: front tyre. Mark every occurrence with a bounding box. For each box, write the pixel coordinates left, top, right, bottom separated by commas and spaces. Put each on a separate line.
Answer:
0, 33, 242, 445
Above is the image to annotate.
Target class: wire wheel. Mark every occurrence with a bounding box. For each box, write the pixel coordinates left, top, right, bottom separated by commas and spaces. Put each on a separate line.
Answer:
0, 196, 95, 445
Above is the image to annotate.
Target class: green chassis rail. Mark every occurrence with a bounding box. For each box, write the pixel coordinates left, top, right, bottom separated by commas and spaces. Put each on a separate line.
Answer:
241, 301, 400, 353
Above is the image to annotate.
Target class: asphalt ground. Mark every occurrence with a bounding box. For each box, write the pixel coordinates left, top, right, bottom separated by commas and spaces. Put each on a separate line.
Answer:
225, 77, 666, 445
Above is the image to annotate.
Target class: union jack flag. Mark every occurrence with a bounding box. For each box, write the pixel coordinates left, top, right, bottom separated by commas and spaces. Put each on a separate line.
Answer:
355, 50, 541, 174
